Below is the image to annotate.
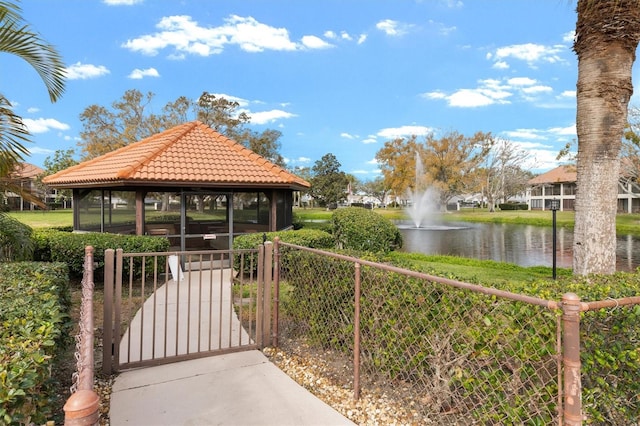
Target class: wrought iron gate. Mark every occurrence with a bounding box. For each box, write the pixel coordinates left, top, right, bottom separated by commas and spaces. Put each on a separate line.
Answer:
102, 244, 273, 373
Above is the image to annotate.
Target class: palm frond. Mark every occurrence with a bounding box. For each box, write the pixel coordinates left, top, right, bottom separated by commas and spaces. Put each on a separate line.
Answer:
0, 3, 66, 102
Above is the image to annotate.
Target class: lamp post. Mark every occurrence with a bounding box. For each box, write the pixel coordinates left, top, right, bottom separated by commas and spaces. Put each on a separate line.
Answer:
549, 198, 560, 279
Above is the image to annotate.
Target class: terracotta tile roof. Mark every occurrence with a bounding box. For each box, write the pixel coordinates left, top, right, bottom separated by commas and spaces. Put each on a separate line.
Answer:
43, 121, 310, 190
11, 162, 43, 179
528, 165, 577, 185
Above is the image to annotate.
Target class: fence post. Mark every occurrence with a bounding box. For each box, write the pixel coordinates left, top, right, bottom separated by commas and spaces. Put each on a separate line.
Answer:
256, 244, 265, 348
353, 262, 361, 401
562, 292, 582, 426
263, 241, 273, 347
64, 246, 100, 425
103, 249, 114, 375
272, 237, 280, 348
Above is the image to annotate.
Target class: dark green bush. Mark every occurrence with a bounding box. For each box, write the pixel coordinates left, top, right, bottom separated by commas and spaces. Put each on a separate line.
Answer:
0, 262, 71, 425
33, 229, 170, 278
331, 207, 402, 253
233, 229, 334, 274
498, 203, 528, 210
0, 214, 34, 261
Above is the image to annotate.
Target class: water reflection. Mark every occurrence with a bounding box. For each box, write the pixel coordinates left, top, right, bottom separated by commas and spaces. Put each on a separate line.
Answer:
398, 222, 640, 272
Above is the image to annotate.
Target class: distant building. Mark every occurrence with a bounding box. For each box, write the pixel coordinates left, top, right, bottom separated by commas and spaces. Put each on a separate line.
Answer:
2, 162, 44, 211
527, 164, 640, 213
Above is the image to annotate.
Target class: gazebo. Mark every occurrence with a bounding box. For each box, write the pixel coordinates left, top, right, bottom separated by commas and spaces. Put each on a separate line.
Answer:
43, 121, 310, 251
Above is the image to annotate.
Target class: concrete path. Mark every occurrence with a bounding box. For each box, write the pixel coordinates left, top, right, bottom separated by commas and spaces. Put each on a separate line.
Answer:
109, 350, 355, 425
119, 268, 251, 364
110, 266, 354, 425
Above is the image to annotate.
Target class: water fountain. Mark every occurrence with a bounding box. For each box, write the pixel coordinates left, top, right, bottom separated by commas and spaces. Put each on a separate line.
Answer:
399, 152, 467, 231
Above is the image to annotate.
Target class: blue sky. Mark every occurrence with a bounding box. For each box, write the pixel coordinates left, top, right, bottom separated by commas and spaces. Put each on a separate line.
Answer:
7, 0, 638, 179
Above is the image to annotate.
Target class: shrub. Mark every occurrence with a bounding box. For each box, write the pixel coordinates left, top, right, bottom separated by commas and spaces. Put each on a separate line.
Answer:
498, 203, 528, 210
281, 249, 640, 424
32, 229, 170, 278
0, 214, 34, 261
331, 207, 402, 253
232, 229, 334, 275
0, 262, 71, 425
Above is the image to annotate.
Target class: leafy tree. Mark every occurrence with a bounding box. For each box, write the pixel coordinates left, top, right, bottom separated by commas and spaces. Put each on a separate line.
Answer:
197, 91, 249, 139
422, 131, 492, 209
361, 176, 391, 207
310, 153, 349, 207
78, 89, 164, 159
573, 1, 640, 275
477, 137, 532, 212
375, 135, 421, 203
77, 90, 286, 167
246, 128, 285, 167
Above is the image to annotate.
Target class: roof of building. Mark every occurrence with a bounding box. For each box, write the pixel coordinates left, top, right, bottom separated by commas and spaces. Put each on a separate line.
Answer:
528, 165, 577, 185
42, 121, 310, 190
9, 162, 43, 179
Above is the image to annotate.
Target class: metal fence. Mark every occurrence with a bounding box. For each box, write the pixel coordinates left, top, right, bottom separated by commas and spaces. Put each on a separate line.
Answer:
64, 246, 100, 425
271, 239, 640, 425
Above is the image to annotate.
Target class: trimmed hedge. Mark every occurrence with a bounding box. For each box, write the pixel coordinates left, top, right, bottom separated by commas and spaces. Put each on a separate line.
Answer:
0, 262, 71, 425
33, 229, 170, 278
283, 250, 640, 424
233, 229, 334, 275
498, 203, 528, 210
331, 207, 402, 253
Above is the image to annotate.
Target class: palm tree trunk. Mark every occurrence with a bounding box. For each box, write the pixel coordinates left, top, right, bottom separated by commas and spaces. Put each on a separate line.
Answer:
573, 0, 640, 275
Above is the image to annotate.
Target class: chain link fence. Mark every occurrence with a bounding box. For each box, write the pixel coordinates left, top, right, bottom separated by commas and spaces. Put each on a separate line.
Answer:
272, 240, 640, 425
274, 241, 561, 424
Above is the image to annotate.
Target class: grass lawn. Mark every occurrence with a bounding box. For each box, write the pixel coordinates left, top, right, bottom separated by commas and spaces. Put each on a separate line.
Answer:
8, 209, 74, 228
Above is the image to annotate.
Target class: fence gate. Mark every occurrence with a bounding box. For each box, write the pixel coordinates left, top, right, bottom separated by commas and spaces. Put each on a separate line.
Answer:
102, 244, 273, 374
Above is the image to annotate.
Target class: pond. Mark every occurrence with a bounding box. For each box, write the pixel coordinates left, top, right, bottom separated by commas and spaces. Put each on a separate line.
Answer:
398, 221, 640, 272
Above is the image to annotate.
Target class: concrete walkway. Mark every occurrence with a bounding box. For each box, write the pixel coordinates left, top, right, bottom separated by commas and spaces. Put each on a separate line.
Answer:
109, 266, 354, 425
109, 350, 355, 425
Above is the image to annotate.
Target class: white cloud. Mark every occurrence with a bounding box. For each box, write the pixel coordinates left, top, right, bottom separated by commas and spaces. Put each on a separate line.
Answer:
362, 137, 377, 144
122, 14, 335, 57
422, 76, 567, 108
376, 19, 412, 37
248, 109, 296, 124
559, 90, 576, 98
507, 77, 537, 86
27, 107, 39, 113
377, 125, 432, 139
22, 118, 70, 134
127, 67, 160, 79
340, 133, 356, 139
28, 146, 55, 155
65, 62, 110, 80
504, 129, 547, 140
357, 34, 367, 44
367, 158, 379, 165
301, 35, 333, 49
488, 42, 567, 68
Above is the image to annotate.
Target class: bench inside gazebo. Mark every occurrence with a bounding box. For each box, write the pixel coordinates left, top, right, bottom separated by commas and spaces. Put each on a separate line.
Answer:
43, 121, 310, 251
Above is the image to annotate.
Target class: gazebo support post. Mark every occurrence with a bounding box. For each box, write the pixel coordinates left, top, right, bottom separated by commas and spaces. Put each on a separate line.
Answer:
135, 190, 145, 236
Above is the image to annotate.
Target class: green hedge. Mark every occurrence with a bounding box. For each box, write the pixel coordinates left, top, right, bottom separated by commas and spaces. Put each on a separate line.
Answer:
283, 250, 640, 424
331, 207, 402, 253
233, 229, 334, 275
33, 229, 170, 278
0, 262, 71, 425
498, 203, 528, 210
